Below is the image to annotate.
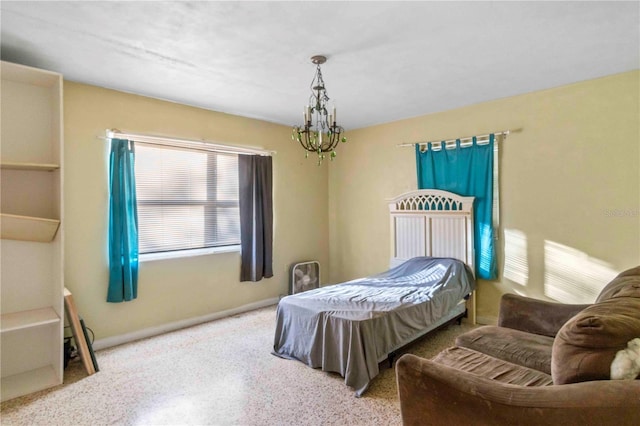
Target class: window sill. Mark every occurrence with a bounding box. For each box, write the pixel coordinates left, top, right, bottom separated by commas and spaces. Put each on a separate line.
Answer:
140, 245, 241, 262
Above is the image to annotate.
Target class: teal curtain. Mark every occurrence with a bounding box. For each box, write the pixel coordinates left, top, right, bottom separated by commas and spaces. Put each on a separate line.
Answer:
108, 138, 139, 302
415, 135, 496, 279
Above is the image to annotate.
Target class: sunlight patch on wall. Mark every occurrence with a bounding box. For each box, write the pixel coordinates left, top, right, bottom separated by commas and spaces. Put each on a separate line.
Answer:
513, 288, 527, 297
543, 240, 617, 304
503, 229, 528, 286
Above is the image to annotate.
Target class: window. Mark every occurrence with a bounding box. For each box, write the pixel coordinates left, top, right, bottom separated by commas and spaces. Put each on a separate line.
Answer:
135, 142, 240, 257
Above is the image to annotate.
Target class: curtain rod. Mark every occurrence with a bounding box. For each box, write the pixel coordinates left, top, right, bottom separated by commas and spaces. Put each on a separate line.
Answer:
98, 129, 275, 156
396, 129, 514, 148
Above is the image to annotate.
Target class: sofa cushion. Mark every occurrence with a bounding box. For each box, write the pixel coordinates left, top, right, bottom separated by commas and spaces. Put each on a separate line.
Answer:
432, 346, 553, 386
456, 325, 554, 374
596, 266, 640, 302
552, 296, 640, 385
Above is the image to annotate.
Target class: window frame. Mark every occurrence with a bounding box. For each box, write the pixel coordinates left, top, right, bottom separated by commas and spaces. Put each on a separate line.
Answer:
133, 141, 243, 262
140, 244, 240, 262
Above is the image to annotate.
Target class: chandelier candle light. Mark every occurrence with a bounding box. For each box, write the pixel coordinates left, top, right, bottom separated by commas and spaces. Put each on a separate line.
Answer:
292, 55, 346, 164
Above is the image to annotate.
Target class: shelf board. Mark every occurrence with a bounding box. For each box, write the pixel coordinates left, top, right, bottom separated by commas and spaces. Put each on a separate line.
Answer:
1, 365, 61, 402
1, 307, 61, 333
1, 162, 60, 171
0, 213, 60, 242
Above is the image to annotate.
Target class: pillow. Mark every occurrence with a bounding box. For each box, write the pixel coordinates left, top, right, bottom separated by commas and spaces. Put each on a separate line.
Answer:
551, 297, 640, 384
611, 338, 640, 380
596, 266, 640, 302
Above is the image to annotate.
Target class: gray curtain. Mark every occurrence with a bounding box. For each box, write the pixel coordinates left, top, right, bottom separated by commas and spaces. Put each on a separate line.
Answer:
238, 154, 273, 281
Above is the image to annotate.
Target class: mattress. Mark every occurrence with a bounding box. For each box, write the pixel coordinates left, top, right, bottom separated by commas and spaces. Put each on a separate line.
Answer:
272, 256, 475, 396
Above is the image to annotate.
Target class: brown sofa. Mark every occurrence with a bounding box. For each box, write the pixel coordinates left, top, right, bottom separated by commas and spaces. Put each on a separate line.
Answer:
396, 266, 640, 426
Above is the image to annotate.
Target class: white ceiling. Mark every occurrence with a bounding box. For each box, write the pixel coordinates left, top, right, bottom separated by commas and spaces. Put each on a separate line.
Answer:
1, 1, 638, 130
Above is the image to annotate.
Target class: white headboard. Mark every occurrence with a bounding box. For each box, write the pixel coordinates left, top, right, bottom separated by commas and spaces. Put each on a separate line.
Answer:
388, 189, 475, 271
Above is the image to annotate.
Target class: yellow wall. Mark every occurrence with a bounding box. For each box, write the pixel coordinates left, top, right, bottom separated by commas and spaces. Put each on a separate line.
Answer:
64, 82, 329, 340
65, 71, 639, 339
329, 71, 640, 322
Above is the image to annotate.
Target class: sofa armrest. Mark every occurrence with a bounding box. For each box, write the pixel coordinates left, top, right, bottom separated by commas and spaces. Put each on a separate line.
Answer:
498, 293, 590, 337
396, 354, 640, 426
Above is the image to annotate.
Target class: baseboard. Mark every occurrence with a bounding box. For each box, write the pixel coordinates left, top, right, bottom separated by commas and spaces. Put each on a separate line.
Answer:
92, 297, 280, 351
475, 315, 498, 326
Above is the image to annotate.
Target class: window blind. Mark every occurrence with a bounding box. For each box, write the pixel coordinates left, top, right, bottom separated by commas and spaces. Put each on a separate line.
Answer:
135, 142, 240, 254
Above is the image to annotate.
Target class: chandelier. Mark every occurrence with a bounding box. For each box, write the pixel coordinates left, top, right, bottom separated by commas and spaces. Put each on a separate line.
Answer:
292, 55, 346, 164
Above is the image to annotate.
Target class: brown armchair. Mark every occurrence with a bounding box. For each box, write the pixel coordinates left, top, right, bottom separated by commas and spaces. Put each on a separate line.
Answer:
396, 266, 640, 426
397, 354, 639, 426
497, 293, 589, 337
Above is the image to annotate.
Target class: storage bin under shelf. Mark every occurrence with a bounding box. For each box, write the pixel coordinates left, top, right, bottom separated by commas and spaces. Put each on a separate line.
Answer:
0, 213, 60, 242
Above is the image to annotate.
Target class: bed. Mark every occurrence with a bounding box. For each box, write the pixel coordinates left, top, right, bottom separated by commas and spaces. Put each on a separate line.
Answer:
272, 189, 477, 396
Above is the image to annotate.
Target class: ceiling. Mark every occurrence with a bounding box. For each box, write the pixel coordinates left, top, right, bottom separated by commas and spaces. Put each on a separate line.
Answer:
1, 1, 638, 130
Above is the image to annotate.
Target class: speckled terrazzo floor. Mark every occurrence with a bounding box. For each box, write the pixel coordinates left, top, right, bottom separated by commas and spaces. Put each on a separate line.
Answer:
0, 305, 475, 426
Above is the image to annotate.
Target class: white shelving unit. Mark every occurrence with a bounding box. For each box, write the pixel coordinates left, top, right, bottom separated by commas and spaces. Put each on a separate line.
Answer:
1, 61, 65, 402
